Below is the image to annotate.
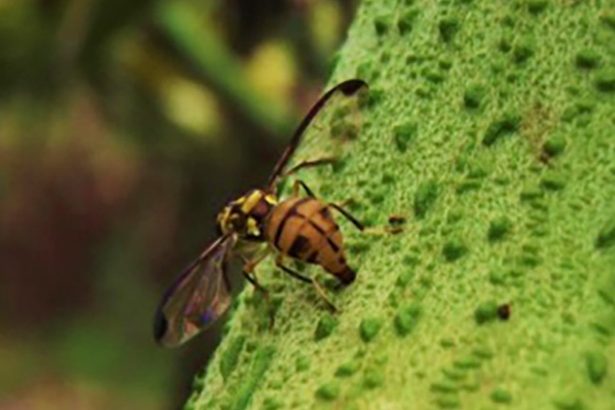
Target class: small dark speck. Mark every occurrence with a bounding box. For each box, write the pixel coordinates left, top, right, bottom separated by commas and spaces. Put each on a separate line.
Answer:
497, 304, 511, 320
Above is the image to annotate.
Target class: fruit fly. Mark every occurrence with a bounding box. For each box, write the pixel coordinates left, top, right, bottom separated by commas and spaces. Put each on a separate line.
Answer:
154, 79, 368, 347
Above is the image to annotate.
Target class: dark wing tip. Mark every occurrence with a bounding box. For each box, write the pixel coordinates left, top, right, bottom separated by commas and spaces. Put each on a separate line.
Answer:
153, 307, 169, 345
338, 79, 369, 95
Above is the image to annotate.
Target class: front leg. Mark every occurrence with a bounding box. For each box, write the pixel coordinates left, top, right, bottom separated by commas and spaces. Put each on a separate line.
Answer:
240, 254, 275, 329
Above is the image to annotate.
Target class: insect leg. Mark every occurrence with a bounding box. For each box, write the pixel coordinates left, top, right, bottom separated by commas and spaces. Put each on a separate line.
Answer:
275, 255, 337, 312
328, 203, 365, 231
282, 157, 336, 179
292, 179, 316, 198
274, 254, 311, 283
242, 251, 270, 275
291, 179, 366, 233
241, 255, 275, 329
242, 270, 268, 294
310, 278, 339, 312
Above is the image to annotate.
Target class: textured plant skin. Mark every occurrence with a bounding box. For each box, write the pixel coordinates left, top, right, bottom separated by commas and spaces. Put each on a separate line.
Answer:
186, 1, 615, 409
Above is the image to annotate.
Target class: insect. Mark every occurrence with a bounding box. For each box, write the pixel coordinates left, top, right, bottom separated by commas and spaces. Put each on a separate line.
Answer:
154, 79, 369, 347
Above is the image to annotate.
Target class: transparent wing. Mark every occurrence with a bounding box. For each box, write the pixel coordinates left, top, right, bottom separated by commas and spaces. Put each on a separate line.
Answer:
267, 79, 368, 188
154, 234, 236, 347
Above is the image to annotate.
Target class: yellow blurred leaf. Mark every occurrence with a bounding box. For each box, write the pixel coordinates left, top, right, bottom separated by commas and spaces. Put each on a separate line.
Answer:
244, 39, 297, 114
309, 0, 343, 56
160, 77, 221, 139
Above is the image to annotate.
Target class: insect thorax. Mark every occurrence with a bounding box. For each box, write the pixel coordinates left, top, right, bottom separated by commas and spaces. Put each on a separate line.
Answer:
217, 189, 278, 240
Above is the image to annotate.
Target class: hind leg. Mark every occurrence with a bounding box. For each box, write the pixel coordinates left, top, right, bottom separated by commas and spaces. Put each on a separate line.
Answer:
275, 254, 337, 312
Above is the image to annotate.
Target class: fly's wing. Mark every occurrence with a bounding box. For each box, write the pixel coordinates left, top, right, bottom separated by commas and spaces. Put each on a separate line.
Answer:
267, 79, 368, 188
154, 234, 236, 347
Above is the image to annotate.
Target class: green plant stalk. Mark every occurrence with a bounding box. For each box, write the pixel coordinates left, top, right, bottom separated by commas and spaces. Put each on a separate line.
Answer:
155, 2, 293, 138
185, 1, 615, 409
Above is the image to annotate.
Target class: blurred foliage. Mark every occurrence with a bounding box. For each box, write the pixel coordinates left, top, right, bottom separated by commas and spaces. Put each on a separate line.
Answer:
0, 0, 356, 408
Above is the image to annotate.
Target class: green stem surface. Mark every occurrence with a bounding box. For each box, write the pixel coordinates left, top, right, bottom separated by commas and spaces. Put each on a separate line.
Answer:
187, 1, 615, 409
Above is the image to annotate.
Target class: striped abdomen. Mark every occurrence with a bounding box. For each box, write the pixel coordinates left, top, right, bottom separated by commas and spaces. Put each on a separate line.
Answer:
265, 197, 355, 284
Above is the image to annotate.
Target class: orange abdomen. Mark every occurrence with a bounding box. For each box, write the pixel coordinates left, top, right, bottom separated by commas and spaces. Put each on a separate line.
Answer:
265, 197, 355, 284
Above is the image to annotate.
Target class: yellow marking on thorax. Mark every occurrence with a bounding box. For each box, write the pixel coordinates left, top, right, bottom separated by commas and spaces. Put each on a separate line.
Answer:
247, 217, 260, 237
217, 206, 232, 231
265, 194, 278, 205
241, 191, 264, 214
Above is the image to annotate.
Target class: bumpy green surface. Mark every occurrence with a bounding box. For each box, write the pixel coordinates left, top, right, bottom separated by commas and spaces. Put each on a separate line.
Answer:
187, 1, 615, 409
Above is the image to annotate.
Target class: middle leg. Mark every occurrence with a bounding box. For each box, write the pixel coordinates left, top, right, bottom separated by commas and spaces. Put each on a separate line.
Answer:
292, 179, 315, 198
291, 179, 365, 232
283, 157, 336, 179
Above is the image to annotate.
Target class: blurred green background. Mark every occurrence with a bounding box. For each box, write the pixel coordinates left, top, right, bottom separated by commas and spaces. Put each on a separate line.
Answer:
0, 0, 356, 408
